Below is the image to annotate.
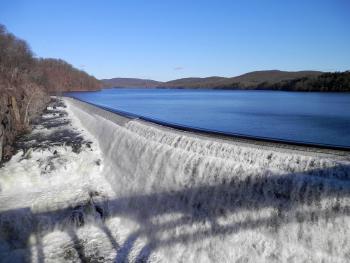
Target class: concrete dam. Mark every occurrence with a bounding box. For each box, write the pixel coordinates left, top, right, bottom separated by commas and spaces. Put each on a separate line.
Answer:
0, 97, 350, 262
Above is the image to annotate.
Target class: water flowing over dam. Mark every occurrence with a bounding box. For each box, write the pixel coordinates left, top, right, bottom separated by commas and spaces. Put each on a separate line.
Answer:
1, 97, 350, 262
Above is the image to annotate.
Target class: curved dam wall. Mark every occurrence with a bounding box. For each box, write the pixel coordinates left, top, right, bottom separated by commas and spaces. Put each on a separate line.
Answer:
66, 98, 350, 262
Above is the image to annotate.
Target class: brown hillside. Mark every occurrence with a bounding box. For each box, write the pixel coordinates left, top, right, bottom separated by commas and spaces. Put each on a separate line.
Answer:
101, 78, 162, 88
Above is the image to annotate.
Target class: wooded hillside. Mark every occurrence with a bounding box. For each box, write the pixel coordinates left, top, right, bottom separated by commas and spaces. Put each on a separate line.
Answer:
101, 78, 161, 88
0, 24, 101, 161
36, 58, 101, 92
260, 71, 350, 92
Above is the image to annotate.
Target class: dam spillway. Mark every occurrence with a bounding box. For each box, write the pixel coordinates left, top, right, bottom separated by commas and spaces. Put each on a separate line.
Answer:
1, 97, 350, 262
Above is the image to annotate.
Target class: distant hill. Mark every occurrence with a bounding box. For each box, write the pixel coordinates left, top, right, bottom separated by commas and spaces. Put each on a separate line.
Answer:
227, 70, 322, 87
159, 70, 324, 88
101, 78, 162, 88
162, 76, 228, 88
101, 70, 323, 89
101, 70, 350, 92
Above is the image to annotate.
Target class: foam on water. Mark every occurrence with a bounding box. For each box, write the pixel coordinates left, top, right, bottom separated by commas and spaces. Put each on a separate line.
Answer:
1, 98, 350, 262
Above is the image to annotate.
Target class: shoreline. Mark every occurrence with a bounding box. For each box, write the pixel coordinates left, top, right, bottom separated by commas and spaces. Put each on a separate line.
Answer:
69, 86, 350, 92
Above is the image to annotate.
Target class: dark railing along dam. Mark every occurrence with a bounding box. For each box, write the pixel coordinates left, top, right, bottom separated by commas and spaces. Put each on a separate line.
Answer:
0, 97, 350, 262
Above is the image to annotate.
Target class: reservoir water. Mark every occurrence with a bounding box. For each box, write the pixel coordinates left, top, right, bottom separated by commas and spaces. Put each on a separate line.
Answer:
68, 88, 350, 148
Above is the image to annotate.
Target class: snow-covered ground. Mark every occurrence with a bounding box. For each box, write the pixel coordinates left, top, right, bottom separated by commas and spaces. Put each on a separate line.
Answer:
1, 97, 350, 262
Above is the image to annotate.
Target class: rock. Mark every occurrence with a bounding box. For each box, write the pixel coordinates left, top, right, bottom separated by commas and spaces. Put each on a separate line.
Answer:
22, 148, 32, 160
3, 145, 14, 161
71, 143, 82, 153
0, 125, 3, 161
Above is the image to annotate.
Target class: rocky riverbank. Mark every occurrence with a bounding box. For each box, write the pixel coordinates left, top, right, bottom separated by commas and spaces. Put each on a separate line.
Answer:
0, 97, 115, 262
0, 90, 49, 162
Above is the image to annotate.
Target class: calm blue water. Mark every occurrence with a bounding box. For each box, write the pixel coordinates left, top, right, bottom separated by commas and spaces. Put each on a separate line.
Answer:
68, 88, 350, 147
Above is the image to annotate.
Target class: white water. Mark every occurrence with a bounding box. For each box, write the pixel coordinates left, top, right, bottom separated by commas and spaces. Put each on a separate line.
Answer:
1, 98, 350, 262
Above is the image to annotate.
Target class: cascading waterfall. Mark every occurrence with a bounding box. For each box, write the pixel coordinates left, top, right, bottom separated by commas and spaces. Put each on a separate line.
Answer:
66, 98, 350, 262
1, 97, 350, 262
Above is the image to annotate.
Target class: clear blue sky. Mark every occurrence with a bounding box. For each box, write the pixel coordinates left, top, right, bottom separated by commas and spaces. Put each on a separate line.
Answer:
1, 0, 349, 81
